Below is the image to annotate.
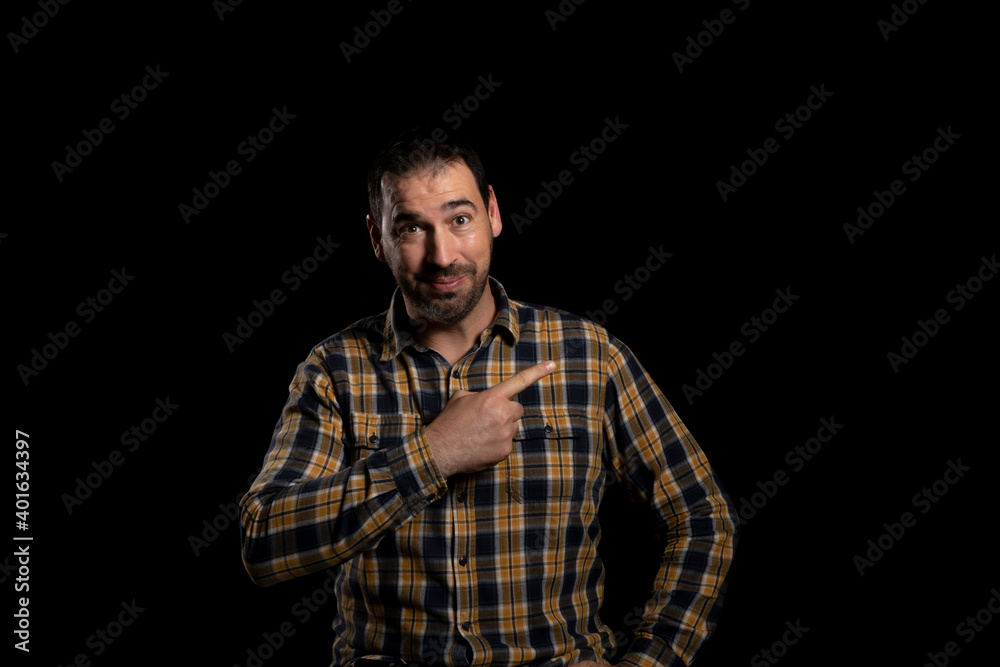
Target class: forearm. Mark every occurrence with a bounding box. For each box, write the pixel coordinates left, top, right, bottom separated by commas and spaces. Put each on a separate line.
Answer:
240, 426, 446, 585
603, 340, 738, 665
622, 489, 738, 666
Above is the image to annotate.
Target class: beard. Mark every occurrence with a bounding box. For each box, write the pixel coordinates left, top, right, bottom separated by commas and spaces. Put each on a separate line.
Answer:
391, 259, 491, 326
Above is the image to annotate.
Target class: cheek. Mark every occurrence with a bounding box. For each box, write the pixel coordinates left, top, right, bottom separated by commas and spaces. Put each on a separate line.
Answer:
459, 233, 491, 259
392, 244, 427, 273
475, 237, 494, 265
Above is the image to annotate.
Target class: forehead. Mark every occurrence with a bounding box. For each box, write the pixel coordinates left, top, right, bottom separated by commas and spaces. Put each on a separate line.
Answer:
381, 160, 480, 217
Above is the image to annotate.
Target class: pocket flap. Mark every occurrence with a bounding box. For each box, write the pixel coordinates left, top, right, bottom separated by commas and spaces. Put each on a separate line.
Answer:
344, 412, 422, 456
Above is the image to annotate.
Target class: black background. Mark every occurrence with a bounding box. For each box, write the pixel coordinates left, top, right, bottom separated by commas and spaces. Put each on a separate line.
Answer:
7, 1, 996, 665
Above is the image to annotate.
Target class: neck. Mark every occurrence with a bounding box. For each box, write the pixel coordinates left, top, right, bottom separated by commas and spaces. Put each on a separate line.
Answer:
409, 286, 498, 366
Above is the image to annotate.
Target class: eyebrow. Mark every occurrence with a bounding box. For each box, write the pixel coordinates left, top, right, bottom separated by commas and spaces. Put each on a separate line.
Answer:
392, 199, 478, 226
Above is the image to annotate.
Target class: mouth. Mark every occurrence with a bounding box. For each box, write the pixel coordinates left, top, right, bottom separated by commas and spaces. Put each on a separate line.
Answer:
425, 275, 466, 293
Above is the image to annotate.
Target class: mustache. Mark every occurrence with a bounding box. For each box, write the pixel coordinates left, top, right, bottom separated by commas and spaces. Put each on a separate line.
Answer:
417, 264, 475, 281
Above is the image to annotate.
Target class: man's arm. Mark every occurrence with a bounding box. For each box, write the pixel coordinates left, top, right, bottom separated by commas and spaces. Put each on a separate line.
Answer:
239, 348, 558, 587
602, 341, 739, 667
239, 351, 449, 586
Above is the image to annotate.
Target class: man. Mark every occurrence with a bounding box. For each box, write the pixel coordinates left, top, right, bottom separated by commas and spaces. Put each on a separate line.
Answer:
240, 130, 738, 666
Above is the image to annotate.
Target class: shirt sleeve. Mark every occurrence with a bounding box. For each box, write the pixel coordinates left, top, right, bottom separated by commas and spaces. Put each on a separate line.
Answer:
238, 349, 448, 586
601, 339, 739, 667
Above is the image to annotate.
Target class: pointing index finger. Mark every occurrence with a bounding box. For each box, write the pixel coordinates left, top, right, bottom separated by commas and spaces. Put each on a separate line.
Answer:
491, 360, 557, 400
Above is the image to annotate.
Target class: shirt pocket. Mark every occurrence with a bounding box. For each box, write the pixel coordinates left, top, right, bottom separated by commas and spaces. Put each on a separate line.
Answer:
505, 409, 595, 507
343, 412, 422, 465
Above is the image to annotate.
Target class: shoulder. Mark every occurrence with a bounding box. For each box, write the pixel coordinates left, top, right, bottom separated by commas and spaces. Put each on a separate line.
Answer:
510, 298, 630, 356
301, 311, 389, 371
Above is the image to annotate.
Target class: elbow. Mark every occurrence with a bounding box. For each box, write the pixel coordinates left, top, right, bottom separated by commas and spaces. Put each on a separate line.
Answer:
240, 537, 280, 587
727, 491, 741, 550
238, 494, 283, 587
244, 564, 280, 588
238, 489, 340, 586
714, 486, 741, 556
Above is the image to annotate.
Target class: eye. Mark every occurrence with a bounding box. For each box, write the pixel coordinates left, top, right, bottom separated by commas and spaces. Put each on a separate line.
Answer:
454, 215, 470, 225
398, 223, 420, 235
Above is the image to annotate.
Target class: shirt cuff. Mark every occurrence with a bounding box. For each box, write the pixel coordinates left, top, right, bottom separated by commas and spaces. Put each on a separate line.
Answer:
376, 426, 447, 513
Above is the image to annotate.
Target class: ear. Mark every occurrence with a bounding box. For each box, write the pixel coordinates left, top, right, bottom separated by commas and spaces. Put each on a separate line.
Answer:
366, 214, 388, 263
487, 185, 502, 238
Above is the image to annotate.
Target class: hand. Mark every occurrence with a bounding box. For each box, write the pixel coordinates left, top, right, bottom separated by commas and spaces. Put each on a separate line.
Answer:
425, 360, 557, 478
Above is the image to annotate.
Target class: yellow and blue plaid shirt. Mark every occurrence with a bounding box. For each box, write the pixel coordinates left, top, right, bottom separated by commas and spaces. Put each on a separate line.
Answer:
240, 278, 737, 666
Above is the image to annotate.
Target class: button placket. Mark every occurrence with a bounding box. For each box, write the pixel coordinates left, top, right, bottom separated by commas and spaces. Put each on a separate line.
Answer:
444, 358, 480, 645
451, 474, 475, 648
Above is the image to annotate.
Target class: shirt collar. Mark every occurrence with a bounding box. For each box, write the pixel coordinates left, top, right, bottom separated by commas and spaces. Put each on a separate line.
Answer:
380, 276, 520, 362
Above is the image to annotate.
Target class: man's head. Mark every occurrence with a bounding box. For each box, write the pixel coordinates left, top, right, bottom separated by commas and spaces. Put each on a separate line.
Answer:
366, 131, 501, 327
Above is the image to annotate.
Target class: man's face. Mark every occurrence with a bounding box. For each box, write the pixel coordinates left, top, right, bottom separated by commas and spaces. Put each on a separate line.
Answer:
367, 160, 501, 326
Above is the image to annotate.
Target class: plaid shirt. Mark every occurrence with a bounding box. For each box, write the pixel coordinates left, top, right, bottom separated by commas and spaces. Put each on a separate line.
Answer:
240, 278, 737, 667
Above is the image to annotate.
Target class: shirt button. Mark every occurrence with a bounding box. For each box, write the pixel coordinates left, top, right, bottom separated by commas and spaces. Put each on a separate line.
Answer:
461, 621, 471, 631
457, 492, 467, 503
459, 555, 468, 566
368, 434, 379, 444
452, 370, 460, 379
543, 424, 553, 434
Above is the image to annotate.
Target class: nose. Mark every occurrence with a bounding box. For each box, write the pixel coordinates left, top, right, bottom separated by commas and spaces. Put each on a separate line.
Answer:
426, 227, 458, 269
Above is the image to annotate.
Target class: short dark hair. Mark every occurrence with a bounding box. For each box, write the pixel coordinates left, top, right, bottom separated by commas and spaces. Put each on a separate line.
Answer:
367, 128, 490, 225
